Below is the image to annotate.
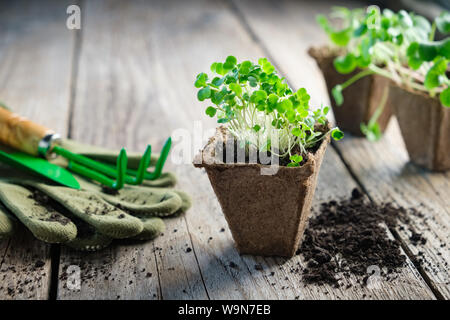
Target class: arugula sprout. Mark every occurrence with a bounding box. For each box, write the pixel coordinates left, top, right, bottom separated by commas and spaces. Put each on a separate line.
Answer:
195, 56, 343, 166
318, 7, 450, 139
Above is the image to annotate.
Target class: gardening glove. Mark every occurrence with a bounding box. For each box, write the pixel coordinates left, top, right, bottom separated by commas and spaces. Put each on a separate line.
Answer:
0, 202, 17, 240
0, 142, 191, 251
0, 170, 190, 251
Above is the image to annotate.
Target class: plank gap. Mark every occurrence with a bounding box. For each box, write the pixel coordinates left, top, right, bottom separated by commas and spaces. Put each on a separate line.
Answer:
67, 0, 83, 139
49, 244, 61, 300
153, 242, 164, 300
183, 215, 211, 300
0, 238, 12, 270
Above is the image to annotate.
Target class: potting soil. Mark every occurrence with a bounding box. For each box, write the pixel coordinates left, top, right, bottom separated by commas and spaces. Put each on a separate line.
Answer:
298, 188, 423, 287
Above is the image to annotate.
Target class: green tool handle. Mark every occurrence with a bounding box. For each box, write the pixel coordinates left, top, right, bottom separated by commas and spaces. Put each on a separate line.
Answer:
0, 107, 56, 156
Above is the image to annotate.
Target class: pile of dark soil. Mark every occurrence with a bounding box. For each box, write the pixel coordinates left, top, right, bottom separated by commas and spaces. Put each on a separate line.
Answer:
298, 188, 415, 287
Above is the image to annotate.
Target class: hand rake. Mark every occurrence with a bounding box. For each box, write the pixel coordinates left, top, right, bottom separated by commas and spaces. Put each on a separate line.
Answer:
0, 106, 171, 190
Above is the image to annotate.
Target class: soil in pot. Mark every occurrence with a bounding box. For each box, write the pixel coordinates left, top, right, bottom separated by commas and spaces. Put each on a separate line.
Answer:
389, 83, 450, 171
194, 126, 330, 257
309, 46, 392, 136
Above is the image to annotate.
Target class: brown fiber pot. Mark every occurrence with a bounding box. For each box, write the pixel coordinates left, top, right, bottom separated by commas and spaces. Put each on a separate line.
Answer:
309, 46, 392, 136
193, 126, 330, 257
389, 83, 450, 171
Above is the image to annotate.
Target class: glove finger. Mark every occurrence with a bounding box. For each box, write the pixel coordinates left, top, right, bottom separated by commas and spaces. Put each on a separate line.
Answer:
0, 203, 17, 240
65, 216, 112, 252
0, 182, 77, 243
173, 190, 192, 213
141, 172, 177, 188
130, 216, 165, 241
78, 178, 183, 217
27, 182, 144, 239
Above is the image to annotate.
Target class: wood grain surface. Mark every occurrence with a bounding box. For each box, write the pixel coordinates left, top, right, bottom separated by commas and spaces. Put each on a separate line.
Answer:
0, 0, 447, 300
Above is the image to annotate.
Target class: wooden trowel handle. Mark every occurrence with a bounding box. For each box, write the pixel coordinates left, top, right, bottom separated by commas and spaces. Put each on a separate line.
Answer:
0, 107, 55, 156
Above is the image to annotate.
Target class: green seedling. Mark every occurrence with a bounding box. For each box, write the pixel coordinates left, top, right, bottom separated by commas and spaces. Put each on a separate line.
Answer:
318, 6, 450, 139
195, 56, 343, 166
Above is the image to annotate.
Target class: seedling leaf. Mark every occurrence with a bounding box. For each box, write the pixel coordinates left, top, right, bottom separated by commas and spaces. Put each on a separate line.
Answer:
332, 85, 344, 106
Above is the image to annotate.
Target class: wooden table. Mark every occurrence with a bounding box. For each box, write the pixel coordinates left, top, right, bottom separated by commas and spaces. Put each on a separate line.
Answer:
0, 0, 448, 300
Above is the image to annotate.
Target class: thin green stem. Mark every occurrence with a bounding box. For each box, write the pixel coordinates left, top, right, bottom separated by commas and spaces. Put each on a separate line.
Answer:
340, 69, 375, 90
429, 22, 436, 41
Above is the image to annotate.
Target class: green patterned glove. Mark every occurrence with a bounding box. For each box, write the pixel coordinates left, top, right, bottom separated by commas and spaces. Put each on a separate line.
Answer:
0, 139, 191, 251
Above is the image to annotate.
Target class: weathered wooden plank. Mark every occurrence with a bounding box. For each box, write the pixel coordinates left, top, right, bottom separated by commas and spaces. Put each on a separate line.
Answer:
232, 0, 447, 298
57, 0, 207, 300
0, 0, 75, 299
105, 0, 434, 299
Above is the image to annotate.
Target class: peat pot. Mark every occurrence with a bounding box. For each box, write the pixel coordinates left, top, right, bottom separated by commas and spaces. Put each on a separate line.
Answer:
390, 82, 450, 171
193, 126, 330, 257
309, 46, 392, 136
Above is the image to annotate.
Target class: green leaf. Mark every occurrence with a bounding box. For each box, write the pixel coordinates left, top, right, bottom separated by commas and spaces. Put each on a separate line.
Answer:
360, 122, 381, 141
331, 128, 344, 140
287, 162, 300, 167
424, 58, 448, 90
253, 124, 261, 132
438, 38, 450, 59
289, 154, 303, 163
317, 14, 331, 33
407, 42, 423, 70
214, 63, 226, 75
354, 23, 367, 37
277, 99, 292, 113
251, 90, 267, 104
217, 118, 228, 123
298, 109, 309, 118
399, 10, 413, 28
332, 85, 344, 106
229, 83, 242, 96
418, 42, 440, 61
226, 55, 237, 66
211, 77, 225, 87
268, 93, 278, 106
296, 88, 307, 98
333, 54, 357, 74
261, 59, 275, 74
436, 11, 450, 34
291, 127, 301, 137
330, 28, 352, 47
194, 73, 208, 88
440, 87, 450, 107
248, 76, 257, 87
197, 87, 211, 101
205, 106, 216, 117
